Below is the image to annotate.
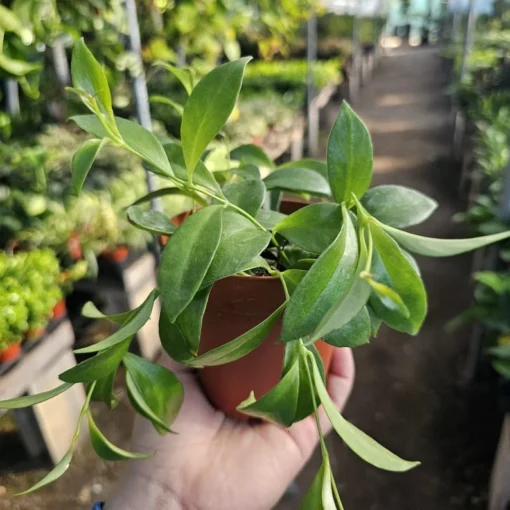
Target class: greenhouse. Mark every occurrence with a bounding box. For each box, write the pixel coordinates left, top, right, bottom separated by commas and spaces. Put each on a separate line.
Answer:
0, 0, 509, 509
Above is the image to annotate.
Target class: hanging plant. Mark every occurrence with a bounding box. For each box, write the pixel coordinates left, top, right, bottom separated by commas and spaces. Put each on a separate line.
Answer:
3, 40, 510, 506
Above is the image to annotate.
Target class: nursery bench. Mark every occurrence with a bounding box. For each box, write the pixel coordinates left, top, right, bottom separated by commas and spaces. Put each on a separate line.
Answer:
0, 320, 85, 464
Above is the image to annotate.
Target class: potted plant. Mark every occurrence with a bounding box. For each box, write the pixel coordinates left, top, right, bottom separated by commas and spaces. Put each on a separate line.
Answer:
3, 40, 510, 505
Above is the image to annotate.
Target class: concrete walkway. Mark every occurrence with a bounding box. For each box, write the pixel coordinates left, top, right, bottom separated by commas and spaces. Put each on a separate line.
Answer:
279, 47, 502, 510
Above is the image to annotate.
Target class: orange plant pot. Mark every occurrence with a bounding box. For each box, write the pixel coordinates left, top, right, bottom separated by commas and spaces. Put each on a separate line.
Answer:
102, 246, 129, 264
198, 275, 334, 421
0, 342, 22, 363
52, 299, 67, 320
26, 327, 46, 342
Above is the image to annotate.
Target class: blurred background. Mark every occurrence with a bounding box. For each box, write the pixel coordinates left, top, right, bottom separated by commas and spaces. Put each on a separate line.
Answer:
0, 0, 510, 509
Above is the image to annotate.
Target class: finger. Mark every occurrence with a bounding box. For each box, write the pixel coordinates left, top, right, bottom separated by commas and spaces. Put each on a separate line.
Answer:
286, 347, 355, 460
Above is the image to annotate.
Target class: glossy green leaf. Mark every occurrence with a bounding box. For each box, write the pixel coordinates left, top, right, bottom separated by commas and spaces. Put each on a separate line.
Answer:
188, 304, 285, 368
232, 164, 261, 180
281, 269, 307, 295
312, 356, 420, 472
81, 302, 135, 325
131, 186, 206, 208
264, 168, 330, 196
223, 180, 266, 217
124, 354, 184, 435
159, 206, 223, 321
255, 209, 287, 230
368, 306, 382, 336
300, 459, 339, 510
237, 359, 301, 427
16, 450, 74, 496
71, 39, 112, 116
164, 142, 222, 195
367, 278, 410, 318
327, 101, 373, 203
280, 207, 359, 342
155, 62, 194, 95
202, 210, 270, 286
279, 158, 328, 180
127, 205, 176, 235
230, 144, 274, 168
362, 185, 437, 228
160, 286, 212, 360
369, 224, 427, 335
149, 95, 184, 115
70, 114, 109, 138
181, 58, 251, 175
0, 54, 41, 76
88, 411, 152, 460
71, 138, 105, 195
60, 337, 130, 383
382, 224, 510, 258
0, 382, 73, 409
324, 307, 371, 347
274, 203, 342, 254
90, 371, 118, 409
75, 289, 160, 353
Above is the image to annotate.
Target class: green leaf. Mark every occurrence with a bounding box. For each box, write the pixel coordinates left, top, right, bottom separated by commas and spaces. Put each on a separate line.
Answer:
164, 142, 222, 195
159, 206, 223, 321
81, 302, 135, 325
181, 58, 251, 175
16, 450, 73, 496
381, 224, 510, 258
264, 168, 330, 196
187, 304, 285, 368
311, 356, 420, 472
116, 117, 173, 176
88, 411, 152, 460
324, 307, 371, 347
0, 54, 41, 76
160, 286, 212, 360
367, 277, 410, 318
131, 186, 207, 208
71, 138, 105, 195
232, 164, 261, 180
274, 203, 342, 254
368, 306, 382, 336
202, 210, 270, 286
223, 180, 266, 217
71, 39, 113, 116
154, 62, 194, 95
149, 95, 184, 115
127, 205, 176, 235
70, 115, 108, 138
300, 459, 339, 510
255, 209, 287, 230
327, 101, 373, 203
362, 185, 437, 228
279, 158, 328, 180
75, 289, 160, 353
60, 337, 130, 383
230, 144, 274, 168
369, 224, 427, 335
237, 359, 301, 427
281, 269, 307, 295
0, 383, 73, 410
280, 207, 359, 342
90, 372, 118, 409
124, 354, 184, 435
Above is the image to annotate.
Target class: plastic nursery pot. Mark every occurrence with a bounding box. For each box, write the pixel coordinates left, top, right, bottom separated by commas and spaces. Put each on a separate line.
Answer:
102, 245, 129, 264
67, 232, 83, 261
198, 275, 334, 421
25, 327, 46, 342
52, 299, 67, 320
0, 342, 22, 363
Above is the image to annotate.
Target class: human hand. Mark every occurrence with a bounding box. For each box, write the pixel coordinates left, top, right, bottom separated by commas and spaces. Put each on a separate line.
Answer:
106, 348, 354, 510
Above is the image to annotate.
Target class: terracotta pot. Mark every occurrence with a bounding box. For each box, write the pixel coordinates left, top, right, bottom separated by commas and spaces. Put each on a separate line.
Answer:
171, 211, 191, 228
68, 232, 82, 260
26, 327, 45, 342
52, 299, 67, 320
198, 275, 334, 420
102, 245, 129, 264
279, 198, 310, 215
160, 235, 169, 246
0, 342, 22, 363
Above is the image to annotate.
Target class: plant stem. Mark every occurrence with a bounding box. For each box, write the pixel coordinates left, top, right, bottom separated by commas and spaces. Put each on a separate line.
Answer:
365, 227, 374, 274
276, 270, 291, 300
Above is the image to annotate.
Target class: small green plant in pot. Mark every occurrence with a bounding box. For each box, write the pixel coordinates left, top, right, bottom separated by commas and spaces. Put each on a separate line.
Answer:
3, 40, 510, 505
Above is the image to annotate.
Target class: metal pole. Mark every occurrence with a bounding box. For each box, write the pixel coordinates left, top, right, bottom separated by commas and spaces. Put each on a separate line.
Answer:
124, 0, 162, 259
5, 79, 20, 116
306, 14, 319, 158
459, 0, 477, 82
52, 39, 70, 86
